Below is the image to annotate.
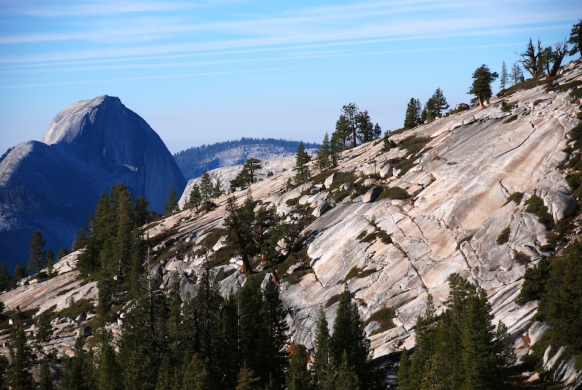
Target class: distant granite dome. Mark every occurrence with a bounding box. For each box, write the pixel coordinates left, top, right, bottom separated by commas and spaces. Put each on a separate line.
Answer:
0, 95, 186, 269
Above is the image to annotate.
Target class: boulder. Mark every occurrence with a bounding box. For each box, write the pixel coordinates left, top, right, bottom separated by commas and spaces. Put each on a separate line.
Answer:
362, 187, 383, 203
363, 178, 376, 187
380, 164, 393, 179
75, 312, 87, 322
324, 173, 336, 188
339, 182, 354, 191
312, 201, 332, 217
75, 326, 92, 337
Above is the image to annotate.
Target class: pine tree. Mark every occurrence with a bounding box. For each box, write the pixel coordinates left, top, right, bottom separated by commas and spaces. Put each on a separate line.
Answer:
294, 142, 311, 184
8, 325, 34, 390
39, 358, 54, 390
335, 351, 361, 390
11, 263, 27, 289
520, 38, 541, 78
313, 307, 334, 390
96, 333, 121, 390
316, 133, 332, 171
330, 286, 372, 388
199, 172, 214, 211
404, 98, 422, 128
187, 184, 202, 211
396, 348, 410, 390
182, 354, 210, 390
212, 178, 224, 198
165, 186, 179, 215
260, 278, 289, 387
235, 365, 260, 390
123, 346, 156, 390
468, 64, 499, 108
355, 110, 375, 144
511, 62, 523, 85
286, 344, 310, 390
46, 249, 55, 278
500, 61, 508, 91
568, 19, 582, 57
0, 263, 11, 292
27, 229, 46, 273
134, 196, 150, 227
430, 88, 449, 118
36, 312, 53, 342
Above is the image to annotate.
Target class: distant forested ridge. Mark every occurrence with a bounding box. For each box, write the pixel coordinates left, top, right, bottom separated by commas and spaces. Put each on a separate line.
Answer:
173, 137, 319, 180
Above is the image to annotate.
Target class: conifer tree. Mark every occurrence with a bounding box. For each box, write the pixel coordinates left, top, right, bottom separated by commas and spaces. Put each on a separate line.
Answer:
199, 172, 215, 211
260, 278, 289, 387
286, 344, 310, 390
511, 62, 523, 85
330, 286, 372, 388
468, 64, 499, 108
61, 337, 92, 390
316, 133, 332, 171
355, 110, 375, 144
213, 178, 224, 198
36, 312, 53, 342
187, 184, 202, 211
27, 229, 46, 273
430, 88, 449, 118
0, 263, 11, 292
8, 325, 34, 390
519, 38, 541, 78
500, 61, 508, 91
39, 358, 54, 390
568, 19, 582, 57
396, 348, 410, 390
335, 351, 361, 390
11, 263, 27, 289
404, 98, 422, 128
294, 142, 311, 184
235, 365, 260, 390
134, 196, 150, 227
96, 332, 122, 390
182, 354, 210, 390
165, 186, 179, 215
313, 307, 334, 390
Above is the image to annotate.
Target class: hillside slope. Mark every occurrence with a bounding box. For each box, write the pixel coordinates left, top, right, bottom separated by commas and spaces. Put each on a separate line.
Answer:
3, 60, 582, 387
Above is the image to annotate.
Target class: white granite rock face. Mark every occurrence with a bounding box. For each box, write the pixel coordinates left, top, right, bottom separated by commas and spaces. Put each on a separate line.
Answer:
148, 60, 582, 377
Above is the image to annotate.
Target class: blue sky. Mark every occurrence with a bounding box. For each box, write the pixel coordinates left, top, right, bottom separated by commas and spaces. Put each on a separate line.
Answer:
0, 0, 580, 155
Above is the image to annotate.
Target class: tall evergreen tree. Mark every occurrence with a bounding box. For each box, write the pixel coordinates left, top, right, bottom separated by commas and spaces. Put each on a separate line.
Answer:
39, 358, 55, 390
0, 263, 11, 292
286, 344, 310, 390
355, 110, 375, 144
404, 98, 422, 128
396, 348, 410, 390
313, 307, 334, 390
199, 172, 215, 211
430, 88, 449, 118
165, 186, 179, 215
316, 133, 332, 171
8, 325, 34, 390
182, 353, 210, 390
510, 62, 523, 85
568, 19, 582, 57
468, 64, 499, 108
500, 61, 508, 91
27, 229, 46, 273
519, 38, 541, 78
330, 286, 372, 388
294, 142, 311, 184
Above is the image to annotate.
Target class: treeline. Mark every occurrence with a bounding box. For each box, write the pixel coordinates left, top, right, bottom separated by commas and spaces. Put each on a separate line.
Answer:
4, 267, 379, 389
173, 138, 320, 180
398, 274, 515, 389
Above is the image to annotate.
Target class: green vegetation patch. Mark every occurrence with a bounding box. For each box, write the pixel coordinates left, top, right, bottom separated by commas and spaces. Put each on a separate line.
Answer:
525, 194, 554, 228
398, 136, 432, 155
504, 192, 524, 206
496, 226, 511, 245
502, 114, 518, 124
325, 293, 341, 308
365, 307, 396, 335
500, 100, 517, 113
514, 251, 531, 265
343, 266, 376, 282
375, 186, 411, 201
